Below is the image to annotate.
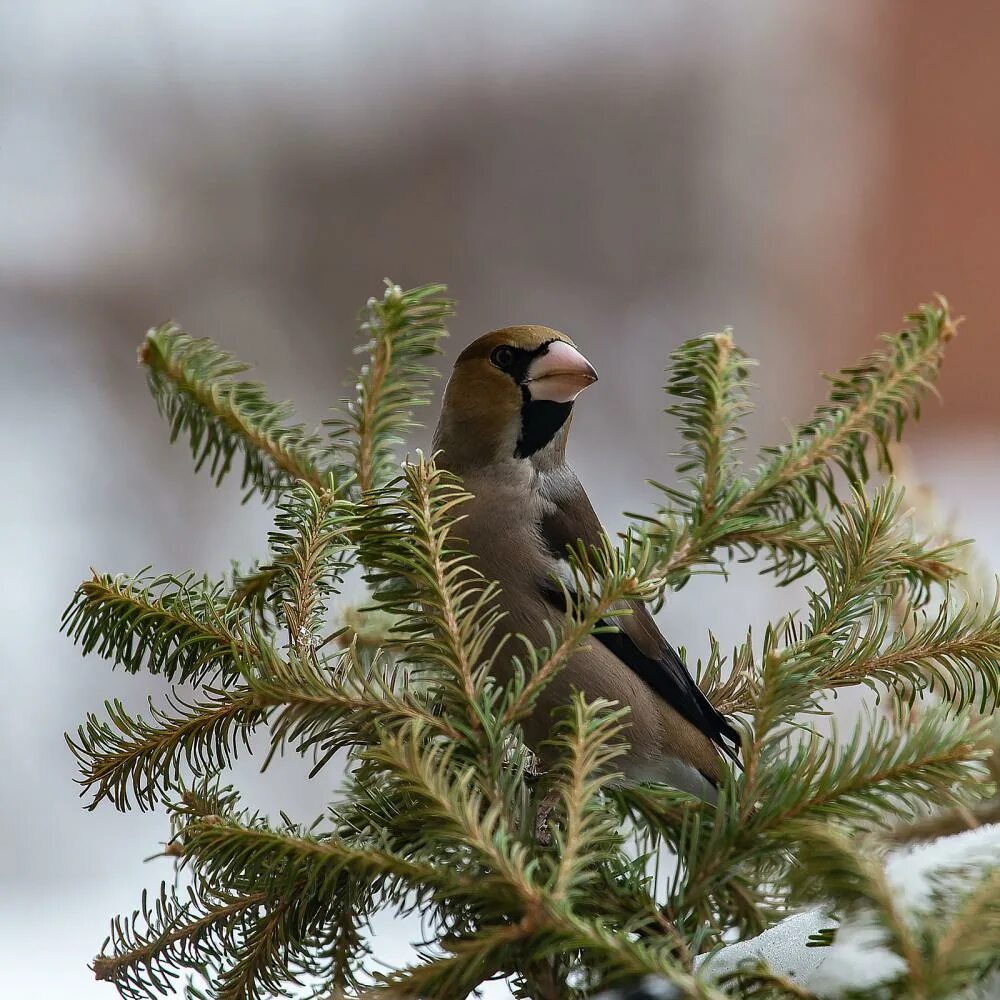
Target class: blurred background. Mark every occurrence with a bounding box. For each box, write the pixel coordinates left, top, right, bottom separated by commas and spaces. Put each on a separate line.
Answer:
2, 2, 998, 995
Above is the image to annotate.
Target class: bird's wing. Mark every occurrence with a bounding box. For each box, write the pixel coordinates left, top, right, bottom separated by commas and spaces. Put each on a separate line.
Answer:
539, 472, 741, 763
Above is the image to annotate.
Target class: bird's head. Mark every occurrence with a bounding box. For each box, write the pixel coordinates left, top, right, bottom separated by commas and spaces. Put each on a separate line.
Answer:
434, 325, 598, 472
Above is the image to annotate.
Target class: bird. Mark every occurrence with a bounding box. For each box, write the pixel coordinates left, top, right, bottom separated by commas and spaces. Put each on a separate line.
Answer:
432, 326, 741, 803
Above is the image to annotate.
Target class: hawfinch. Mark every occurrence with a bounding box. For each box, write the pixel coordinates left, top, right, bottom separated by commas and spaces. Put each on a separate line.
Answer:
433, 327, 740, 801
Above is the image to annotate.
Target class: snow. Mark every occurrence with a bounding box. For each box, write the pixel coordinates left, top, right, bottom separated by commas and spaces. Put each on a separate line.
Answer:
696, 824, 1000, 998
697, 909, 839, 986
884, 822, 1000, 913
807, 918, 909, 996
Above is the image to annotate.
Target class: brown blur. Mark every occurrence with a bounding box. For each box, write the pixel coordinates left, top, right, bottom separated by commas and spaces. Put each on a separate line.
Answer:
863, 2, 1000, 433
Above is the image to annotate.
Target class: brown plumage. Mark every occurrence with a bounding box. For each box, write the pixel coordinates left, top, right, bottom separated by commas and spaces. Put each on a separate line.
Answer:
433, 326, 740, 800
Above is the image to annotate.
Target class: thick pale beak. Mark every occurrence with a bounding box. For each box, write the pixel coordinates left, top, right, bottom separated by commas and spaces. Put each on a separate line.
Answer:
525, 340, 599, 403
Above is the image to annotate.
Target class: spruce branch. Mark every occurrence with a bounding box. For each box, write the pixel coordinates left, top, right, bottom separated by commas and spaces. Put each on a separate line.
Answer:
63, 571, 262, 685
370, 922, 538, 1000
504, 537, 659, 726
547, 697, 630, 899
840, 593, 1000, 711
326, 282, 453, 495
251, 644, 463, 775
703, 486, 1000, 722
887, 796, 1000, 845
551, 915, 726, 997
228, 560, 286, 615
360, 455, 506, 732
707, 485, 911, 750
177, 813, 477, 906
803, 484, 923, 639
223, 281, 452, 606
717, 966, 819, 1000
93, 884, 270, 999
368, 722, 537, 906
696, 630, 759, 720
206, 898, 297, 1000
665, 330, 754, 525
924, 866, 1000, 993
72, 289, 1000, 998
752, 298, 957, 512
139, 325, 331, 500
162, 791, 390, 1000
756, 707, 992, 832
789, 823, 926, 987
640, 298, 961, 590
664, 693, 990, 938
223, 484, 356, 636
266, 483, 354, 657
68, 689, 263, 812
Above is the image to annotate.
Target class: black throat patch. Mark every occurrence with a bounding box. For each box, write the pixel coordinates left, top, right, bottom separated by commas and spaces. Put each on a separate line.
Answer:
515, 393, 573, 459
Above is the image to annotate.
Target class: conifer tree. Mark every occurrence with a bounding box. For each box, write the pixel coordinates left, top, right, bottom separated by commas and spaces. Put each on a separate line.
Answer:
66, 282, 1000, 998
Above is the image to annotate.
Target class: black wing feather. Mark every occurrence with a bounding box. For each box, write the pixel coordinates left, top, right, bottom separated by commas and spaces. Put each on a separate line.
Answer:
591, 615, 741, 761
538, 477, 741, 763
541, 583, 740, 762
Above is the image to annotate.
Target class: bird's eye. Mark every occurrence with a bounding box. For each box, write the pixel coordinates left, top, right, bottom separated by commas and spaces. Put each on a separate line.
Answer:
490, 346, 515, 370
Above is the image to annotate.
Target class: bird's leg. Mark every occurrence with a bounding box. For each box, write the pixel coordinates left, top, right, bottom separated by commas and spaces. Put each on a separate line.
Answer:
534, 787, 561, 846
